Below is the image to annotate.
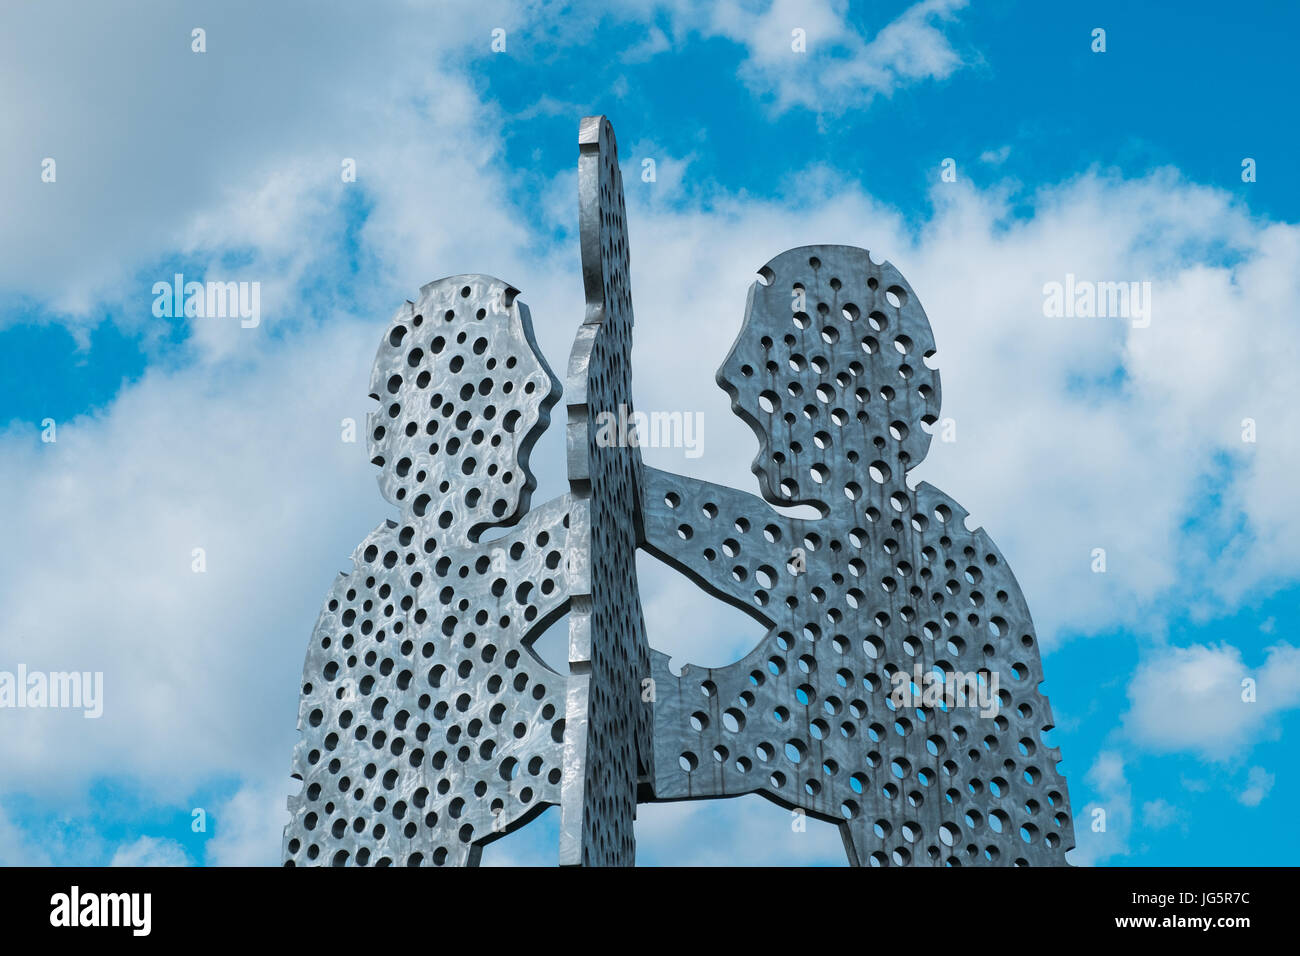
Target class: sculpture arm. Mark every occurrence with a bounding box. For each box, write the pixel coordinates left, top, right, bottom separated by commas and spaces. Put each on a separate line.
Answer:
639, 465, 809, 626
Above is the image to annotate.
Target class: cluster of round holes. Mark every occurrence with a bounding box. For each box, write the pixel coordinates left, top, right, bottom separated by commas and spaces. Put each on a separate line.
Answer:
650, 248, 1073, 865
286, 277, 576, 867
557, 124, 655, 865
720, 250, 941, 510
367, 278, 557, 537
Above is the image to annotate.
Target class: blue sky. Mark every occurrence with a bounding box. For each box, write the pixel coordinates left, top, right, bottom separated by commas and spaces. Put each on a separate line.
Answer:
0, 0, 1297, 866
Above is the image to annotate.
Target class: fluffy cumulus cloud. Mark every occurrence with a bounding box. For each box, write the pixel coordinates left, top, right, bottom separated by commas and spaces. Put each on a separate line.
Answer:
2, 0, 1298, 865
0, 0, 546, 324
1121, 642, 1300, 761
0, 0, 968, 324
0, 319, 383, 800
688, 0, 970, 113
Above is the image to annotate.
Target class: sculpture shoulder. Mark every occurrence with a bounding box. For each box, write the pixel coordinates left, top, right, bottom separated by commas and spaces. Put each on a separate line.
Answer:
912, 481, 1028, 596
911, 480, 1047, 685
301, 494, 576, 676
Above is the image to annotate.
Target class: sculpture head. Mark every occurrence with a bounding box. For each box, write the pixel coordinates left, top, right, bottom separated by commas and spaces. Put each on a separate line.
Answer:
717, 246, 941, 515
367, 275, 560, 542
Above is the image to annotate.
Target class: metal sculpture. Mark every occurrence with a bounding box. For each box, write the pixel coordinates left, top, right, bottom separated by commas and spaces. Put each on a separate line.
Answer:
283, 275, 573, 866
641, 246, 1074, 865
284, 116, 1074, 866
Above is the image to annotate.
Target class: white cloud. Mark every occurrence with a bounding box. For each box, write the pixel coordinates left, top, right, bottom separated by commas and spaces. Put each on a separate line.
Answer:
0, 0, 970, 327
1238, 766, 1274, 807
1121, 643, 1300, 761
1140, 798, 1184, 832
204, 781, 291, 866
477, 797, 846, 866
0, 806, 51, 865
1067, 750, 1131, 866
621, 140, 696, 202
110, 835, 190, 867
636, 794, 845, 865
0, 319, 384, 801
979, 145, 1011, 165
702, 0, 970, 113
0, 0, 549, 324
